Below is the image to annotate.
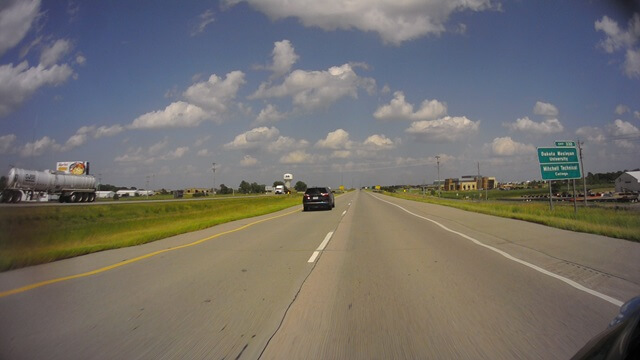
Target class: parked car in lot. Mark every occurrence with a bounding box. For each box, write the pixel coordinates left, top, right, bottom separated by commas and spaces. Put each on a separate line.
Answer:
303, 187, 335, 211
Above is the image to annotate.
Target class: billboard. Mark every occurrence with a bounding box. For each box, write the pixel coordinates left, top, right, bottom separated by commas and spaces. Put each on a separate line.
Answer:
56, 161, 90, 175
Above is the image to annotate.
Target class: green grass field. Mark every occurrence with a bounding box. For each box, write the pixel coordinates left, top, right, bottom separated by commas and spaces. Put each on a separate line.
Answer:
0, 196, 301, 272
387, 192, 640, 242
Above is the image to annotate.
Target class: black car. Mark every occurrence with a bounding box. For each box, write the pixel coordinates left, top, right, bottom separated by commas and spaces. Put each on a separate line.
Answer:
303, 187, 335, 211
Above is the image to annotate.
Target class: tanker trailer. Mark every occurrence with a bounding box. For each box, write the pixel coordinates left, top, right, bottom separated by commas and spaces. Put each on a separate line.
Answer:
1, 167, 97, 203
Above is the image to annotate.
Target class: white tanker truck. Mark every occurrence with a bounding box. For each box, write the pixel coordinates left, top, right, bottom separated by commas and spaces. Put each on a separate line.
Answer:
1, 167, 97, 203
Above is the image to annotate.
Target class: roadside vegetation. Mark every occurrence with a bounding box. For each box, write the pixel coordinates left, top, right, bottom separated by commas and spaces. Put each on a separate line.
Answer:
385, 191, 640, 242
0, 195, 301, 272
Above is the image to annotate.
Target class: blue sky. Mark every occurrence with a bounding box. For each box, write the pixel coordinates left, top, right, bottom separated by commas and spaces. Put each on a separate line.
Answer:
1, 0, 639, 190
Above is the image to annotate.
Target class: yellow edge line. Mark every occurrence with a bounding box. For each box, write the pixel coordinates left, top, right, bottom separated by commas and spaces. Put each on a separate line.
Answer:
0, 208, 301, 298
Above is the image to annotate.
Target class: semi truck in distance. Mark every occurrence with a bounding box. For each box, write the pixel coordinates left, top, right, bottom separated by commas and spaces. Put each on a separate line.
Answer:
1, 165, 97, 203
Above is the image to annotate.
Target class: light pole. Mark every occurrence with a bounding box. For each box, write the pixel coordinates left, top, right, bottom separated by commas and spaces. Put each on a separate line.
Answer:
211, 162, 216, 196
436, 155, 441, 197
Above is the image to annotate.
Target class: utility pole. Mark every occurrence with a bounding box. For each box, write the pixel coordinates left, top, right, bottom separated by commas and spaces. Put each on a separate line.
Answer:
477, 162, 481, 200
436, 155, 441, 197
145, 175, 150, 198
212, 162, 216, 196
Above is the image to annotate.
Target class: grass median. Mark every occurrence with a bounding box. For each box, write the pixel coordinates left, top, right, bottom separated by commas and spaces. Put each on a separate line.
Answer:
385, 192, 640, 242
0, 196, 301, 272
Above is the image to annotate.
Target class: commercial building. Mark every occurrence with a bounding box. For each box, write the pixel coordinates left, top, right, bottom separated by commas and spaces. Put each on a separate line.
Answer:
95, 191, 115, 199
184, 188, 209, 195
615, 171, 640, 193
443, 176, 497, 191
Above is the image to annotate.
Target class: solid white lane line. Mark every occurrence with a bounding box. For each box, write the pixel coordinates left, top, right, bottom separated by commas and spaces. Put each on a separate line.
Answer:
308, 231, 334, 263
308, 251, 320, 263
372, 195, 624, 307
317, 231, 334, 251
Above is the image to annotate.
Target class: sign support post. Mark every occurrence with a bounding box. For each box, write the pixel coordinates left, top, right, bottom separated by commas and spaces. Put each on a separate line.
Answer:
548, 180, 553, 210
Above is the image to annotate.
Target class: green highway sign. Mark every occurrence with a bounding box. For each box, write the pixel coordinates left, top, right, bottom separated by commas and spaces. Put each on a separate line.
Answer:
555, 141, 576, 147
540, 163, 581, 180
537, 147, 579, 163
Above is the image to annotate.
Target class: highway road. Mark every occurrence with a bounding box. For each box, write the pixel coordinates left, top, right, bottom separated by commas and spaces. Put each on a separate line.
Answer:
1, 190, 638, 359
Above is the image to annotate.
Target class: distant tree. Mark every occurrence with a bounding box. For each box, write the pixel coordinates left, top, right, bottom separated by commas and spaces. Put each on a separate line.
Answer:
250, 182, 265, 193
239, 180, 251, 194
100, 184, 118, 192
218, 184, 232, 195
273, 180, 284, 187
294, 181, 307, 192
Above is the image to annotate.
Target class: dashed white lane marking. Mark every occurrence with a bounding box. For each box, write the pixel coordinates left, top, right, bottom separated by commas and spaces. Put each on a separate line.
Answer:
372, 195, 624, 307
308, 231, 334, 263
341, 210, 347, 216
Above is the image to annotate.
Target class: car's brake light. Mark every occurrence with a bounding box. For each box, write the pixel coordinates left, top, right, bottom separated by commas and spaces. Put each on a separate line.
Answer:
321, 193, 328, 197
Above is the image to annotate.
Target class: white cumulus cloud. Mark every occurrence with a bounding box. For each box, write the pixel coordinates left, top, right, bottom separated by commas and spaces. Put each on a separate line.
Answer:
363, 134, 395, 150
266, 136, 309, 153
533, 101, 559, 117
19, 136, 61, 157
183, 71, 246, 117
595, 13, 640, 78
374, 91, 447, 121
488, 137, 535, 156
223, 126, 280, 150
255, 104, 287, 124
40, 39, 72, 67
250, 63, 375, 110
0, 61, 74, 117
95, 124, 124, 138
0, 133, 17, 154
268, 40, 299, 78
223, 0, 497, 45
0, 0, 40, 56
129, 101, 208, 129
315, 129, 352, 149
191, 9, 215, 36
504, 116, 564, 134
280, 150, 317, 164
576, 126, 606, 144
240, 155, 258, 167
406, 116, 480, 142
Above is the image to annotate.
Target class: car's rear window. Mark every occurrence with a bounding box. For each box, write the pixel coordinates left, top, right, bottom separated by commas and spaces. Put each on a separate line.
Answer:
305, 188, 328, 195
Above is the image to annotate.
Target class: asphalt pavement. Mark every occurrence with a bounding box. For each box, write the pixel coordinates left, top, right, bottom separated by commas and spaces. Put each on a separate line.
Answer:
1, 190, 638, 359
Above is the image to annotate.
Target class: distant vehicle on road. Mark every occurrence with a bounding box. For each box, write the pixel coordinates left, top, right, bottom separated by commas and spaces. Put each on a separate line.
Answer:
275, 185, 285, 194
303, 187, 335, 211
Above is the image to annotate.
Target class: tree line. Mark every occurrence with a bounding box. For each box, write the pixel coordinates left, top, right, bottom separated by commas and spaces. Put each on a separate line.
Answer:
218, 180, 308, 194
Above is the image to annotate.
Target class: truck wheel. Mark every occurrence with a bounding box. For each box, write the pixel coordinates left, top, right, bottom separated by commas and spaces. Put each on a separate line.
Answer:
70, 193, 79, 203
11, 191, 22, 203
81, 193, 88, 202
88, 193, 96, 202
